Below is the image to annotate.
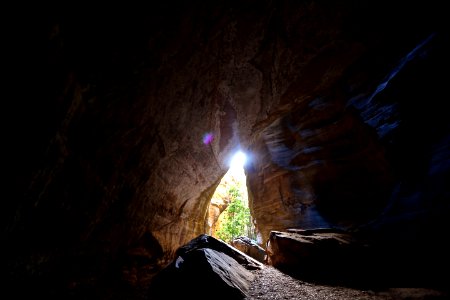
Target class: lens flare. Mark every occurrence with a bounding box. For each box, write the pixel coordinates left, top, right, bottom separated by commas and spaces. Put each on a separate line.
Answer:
203, 132, 214, 145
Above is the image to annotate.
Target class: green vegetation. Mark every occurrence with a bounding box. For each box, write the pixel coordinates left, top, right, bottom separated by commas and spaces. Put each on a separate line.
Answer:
216, 185, 254, 243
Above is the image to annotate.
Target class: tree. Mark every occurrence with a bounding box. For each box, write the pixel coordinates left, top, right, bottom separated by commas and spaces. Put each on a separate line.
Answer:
216, 186, 251, 243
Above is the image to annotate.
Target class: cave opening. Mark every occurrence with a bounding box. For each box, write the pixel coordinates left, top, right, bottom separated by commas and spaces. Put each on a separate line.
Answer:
206, 151, 257, 244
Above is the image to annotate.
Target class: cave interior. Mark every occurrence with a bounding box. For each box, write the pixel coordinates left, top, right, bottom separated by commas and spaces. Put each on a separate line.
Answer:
2, 1, 450, 299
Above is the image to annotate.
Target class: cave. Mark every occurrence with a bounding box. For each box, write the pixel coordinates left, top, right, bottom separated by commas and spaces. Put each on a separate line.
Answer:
3, 1, 450, 299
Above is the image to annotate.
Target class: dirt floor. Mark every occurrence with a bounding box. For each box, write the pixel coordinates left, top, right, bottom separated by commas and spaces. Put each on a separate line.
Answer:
244, 266, 448, 300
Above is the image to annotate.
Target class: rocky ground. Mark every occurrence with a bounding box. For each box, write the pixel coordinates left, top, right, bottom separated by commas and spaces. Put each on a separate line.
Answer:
244, 266, 448, 300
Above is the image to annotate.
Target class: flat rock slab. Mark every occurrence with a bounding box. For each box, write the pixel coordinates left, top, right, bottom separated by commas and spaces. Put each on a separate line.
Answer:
266, 229, 367, 284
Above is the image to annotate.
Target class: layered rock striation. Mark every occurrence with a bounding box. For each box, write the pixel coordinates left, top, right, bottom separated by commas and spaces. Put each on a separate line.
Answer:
2, 1, 448, 298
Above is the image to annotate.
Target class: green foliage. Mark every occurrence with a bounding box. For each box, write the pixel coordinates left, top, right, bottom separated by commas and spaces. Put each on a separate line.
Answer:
216, 186, 252, 243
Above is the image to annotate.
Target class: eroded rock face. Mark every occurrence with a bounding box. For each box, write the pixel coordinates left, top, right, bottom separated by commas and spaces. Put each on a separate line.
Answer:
245, 10, 450, 244
2, 1, 448, 298
247, 105, 394, 242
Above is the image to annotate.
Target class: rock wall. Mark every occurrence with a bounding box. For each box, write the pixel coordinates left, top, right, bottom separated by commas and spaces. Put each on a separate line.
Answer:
243, 2, 449, 243
2, 1, 448, 298
247, 103, 393, 242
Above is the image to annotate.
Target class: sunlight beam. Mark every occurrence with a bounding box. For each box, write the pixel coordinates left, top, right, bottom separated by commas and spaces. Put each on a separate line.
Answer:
228, 151, 247, 180
230, 151, 247, 169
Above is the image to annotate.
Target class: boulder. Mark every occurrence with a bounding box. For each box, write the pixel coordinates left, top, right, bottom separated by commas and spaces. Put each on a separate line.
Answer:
266, 229, 367, 283
177, 234, 264, 270
231, 236, 266, 263
149, 235, 258, 299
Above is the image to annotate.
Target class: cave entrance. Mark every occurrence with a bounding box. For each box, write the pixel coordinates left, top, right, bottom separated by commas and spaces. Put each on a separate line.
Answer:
207, 151, 256, 244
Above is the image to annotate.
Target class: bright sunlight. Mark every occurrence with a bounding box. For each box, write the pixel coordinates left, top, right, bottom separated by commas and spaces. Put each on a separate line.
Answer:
207, 151, 257, 243
228, 151, 247, 180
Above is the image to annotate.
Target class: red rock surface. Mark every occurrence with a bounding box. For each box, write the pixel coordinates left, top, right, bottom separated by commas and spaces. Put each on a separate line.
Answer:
2, 2, 449, 299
